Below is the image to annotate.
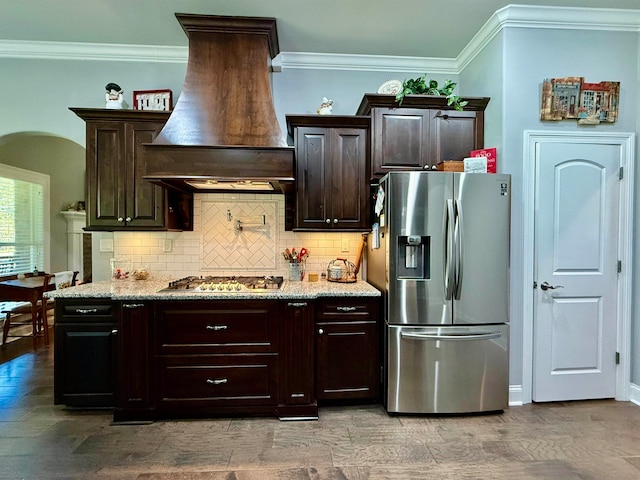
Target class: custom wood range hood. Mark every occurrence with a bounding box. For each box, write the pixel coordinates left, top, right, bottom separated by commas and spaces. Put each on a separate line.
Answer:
143, 14, 294, 194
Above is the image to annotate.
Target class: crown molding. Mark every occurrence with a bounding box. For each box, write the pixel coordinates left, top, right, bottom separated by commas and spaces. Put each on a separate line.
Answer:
1, 5, 638, 72
0, 39, 187, 63
457, 5, 640, 71
272, 52, 457, 74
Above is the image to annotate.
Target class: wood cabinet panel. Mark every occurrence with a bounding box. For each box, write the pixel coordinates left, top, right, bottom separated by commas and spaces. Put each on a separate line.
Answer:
126, 123, 166, 226
296, 128, 328, 227
54, 299, 116, 407
287, 115, 370, 231
154, 300, 278, 354
374, 108, 428, 172
71, 108, 193, 231
316, 321, 378, 400
92, 123, 124, 225
116, 301, 152, 414
281, 300, 315, 405
329, 129, 368, 227
315, 297, 380, 402
357, 94, 489, 178
429, 109, 483, 166
156, 354, 278, 407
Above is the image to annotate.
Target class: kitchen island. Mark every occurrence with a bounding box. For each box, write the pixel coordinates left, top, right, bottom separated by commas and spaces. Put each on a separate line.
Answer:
47, 278, 381, 422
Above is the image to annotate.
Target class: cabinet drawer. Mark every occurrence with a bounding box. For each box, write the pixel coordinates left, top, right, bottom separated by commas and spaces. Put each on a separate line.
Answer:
57, 300, 113, 324
156, 354, 278, 406
316, 297, 379, 321
155, 301, 278, 354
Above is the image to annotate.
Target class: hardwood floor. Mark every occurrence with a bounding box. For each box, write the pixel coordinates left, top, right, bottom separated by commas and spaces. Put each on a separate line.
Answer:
0, 337, 639, 479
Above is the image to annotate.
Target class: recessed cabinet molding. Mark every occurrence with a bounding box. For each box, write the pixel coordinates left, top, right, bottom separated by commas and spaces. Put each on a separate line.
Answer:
70, 108, 193, 231
286, 115, 370, 231
356, 94, 489, 177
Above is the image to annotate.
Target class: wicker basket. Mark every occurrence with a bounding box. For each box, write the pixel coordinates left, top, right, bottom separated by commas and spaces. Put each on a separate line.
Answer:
326, 259, 357, 283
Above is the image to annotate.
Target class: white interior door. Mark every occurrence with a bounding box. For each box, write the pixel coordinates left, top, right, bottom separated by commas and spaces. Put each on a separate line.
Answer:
533, 141, 620, 402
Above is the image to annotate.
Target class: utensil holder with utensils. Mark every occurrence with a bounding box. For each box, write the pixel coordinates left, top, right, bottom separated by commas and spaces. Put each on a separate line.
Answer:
288, 262, 305, 282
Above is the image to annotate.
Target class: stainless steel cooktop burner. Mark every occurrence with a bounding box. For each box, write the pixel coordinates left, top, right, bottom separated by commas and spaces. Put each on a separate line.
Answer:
160, 275, 284, 293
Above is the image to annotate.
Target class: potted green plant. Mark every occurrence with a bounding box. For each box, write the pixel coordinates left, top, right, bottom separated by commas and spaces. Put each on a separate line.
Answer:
395, 75, 468, 111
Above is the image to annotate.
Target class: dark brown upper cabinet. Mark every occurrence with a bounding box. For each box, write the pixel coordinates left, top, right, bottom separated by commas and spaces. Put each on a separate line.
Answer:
286, 115, 370, 231
356, 94, 490, 178
71, 108, 192, 231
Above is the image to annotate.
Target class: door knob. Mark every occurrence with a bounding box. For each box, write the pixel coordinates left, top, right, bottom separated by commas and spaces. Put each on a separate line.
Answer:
540, 281, 564, 291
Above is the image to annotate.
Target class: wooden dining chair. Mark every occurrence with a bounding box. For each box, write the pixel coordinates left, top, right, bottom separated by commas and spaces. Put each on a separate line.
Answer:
1, 271, 78, 348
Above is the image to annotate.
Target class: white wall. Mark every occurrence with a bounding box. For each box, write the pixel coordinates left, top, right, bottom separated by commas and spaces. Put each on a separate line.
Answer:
0, 57, 187, 145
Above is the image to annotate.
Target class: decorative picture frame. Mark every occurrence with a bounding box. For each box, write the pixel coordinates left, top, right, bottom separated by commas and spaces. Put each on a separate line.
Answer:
133, 89, 173, 111
540, 77, 619, 124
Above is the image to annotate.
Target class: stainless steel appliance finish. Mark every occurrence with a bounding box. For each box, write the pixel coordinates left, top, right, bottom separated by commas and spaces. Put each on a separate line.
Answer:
159, 276, 284, 293
387, 324, 509, 413
368, 171, 511, 414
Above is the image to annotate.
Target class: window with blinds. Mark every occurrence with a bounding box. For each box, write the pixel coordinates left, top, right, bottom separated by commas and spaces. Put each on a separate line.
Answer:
0, 164, 49, 276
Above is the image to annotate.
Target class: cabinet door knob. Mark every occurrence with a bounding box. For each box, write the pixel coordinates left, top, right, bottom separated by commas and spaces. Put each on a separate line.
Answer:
333, 218, 338, 224
117, 217, 124, 222
318, 328, 324, 335
431, 165, 437, 170
125, 217, 132, 222
325, 219, 331, 224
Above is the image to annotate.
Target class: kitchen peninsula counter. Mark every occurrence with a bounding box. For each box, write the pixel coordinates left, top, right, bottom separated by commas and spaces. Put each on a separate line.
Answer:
45, 278, 380, 300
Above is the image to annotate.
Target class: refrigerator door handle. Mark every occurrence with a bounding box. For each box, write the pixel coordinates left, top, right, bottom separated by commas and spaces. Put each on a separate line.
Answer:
444, 199, 455, 300
453, 199, 464, 300
400, 331, 502, 341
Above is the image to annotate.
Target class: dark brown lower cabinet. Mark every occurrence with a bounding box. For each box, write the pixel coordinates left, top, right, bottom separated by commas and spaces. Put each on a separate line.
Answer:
54, 299, 116, 407
151, 300, 316, 420
315, 297, 380, 402
55, 295, 379, 420
115, 301, 152, 421
278, 300, 317, 418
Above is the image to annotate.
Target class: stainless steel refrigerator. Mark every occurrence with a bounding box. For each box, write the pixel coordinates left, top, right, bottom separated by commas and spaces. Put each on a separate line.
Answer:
367, 171, 510, 414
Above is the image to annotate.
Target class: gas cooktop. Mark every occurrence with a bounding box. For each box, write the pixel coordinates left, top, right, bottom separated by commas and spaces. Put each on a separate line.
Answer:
159, 275, 284, 293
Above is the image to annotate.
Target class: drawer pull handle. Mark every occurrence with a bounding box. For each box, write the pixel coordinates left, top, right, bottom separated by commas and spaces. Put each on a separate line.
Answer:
76, 308, 98, 314
123, 303, 144, 309
206, 325, 228, 331
287, 302, 308, 307
337, 306, 357, 312
206, 378, 228, 385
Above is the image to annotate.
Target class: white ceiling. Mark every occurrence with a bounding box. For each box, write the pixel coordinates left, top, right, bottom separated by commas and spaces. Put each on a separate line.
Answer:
3, 0, 639, 59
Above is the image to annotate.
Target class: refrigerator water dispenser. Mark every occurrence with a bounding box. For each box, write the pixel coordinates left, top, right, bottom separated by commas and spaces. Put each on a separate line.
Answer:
396, 235, 429, 279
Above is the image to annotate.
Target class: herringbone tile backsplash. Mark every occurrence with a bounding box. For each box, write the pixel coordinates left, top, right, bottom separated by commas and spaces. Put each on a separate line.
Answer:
112, 193, 364, 279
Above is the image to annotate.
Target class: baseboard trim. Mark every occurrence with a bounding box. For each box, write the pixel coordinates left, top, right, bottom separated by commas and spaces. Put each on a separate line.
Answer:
630, 383, 640, 406
509, 384, 523, 406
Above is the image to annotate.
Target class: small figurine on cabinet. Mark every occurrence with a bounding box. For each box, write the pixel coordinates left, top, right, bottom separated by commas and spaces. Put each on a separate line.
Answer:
316, 97, 333, 115
105, 82, 124, 109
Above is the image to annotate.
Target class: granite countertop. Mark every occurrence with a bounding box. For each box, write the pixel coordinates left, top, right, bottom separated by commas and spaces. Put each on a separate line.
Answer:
45, 278, 381, 300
